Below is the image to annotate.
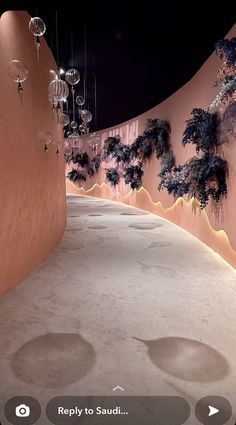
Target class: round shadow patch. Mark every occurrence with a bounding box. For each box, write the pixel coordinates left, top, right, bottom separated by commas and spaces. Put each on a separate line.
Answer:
88, 225, 107, 230
134, 336, 229, 383
129, 223, 163, 230
11, 333, 96, 388
120, 212, 149, 216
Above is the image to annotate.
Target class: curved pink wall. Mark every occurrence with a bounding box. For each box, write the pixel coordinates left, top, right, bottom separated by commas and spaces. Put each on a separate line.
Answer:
67, 24, 236, 268
0, 11, 67, 294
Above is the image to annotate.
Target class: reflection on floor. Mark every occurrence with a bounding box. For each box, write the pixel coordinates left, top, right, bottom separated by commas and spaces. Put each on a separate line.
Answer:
1, 195, 236, 423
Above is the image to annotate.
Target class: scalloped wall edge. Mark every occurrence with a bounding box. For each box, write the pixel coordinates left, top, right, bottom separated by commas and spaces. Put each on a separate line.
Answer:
66, 180, 236, 269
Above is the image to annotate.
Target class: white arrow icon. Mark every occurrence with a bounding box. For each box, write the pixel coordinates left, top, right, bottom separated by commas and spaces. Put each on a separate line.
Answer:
208, 405, 219, 416
112, 385, 124, 392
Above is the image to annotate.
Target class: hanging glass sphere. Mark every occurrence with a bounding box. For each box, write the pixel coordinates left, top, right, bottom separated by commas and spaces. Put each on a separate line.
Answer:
58, 113, 70, 127
8, 59, 28, 83
38, 130, 53, 146
72, 130, 79, 136
8, 59, 29, 99
81, 109, 92, 123
70, 120, 78, 129
29, 17, 46, 61
79, 124, 87, 134
65, 69, 80, 85
48, 79, 69, 102
76, 95, 85, 106
29, 17, 46, 36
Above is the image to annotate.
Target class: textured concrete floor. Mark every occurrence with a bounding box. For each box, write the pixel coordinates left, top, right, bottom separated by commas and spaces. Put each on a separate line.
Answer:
1, 195, 236, 424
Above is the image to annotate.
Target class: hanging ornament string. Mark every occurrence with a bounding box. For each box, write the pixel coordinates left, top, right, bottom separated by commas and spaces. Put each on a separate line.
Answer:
55, 10, 59, 74
94, 72, 97, 131
65, 69, 80, 132
29, 17, 46, 61
8, 59, 29, 104
65, 31, 80, 134
84, 24, 87, 109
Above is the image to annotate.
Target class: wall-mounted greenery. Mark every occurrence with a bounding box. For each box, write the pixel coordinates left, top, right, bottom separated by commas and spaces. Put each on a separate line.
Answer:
215, 37, 236, 68
183, 108, 219, 153
66, 37, 234, 210
67, 169, 86, 183
103, 118, 172, 190
124, 163, 144, 190
159, 155, 228, 209
72, 152, 89, 167
106, 168, 120, 186
210, 37, 236, 111
158, 36, 236, 210
87, 155, 101, 177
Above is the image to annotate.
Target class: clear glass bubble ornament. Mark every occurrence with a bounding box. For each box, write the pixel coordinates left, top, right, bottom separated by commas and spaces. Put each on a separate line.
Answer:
70, 120, 78, 129
76, 95, 85, 106
29, 17, 46, 61
38, 130, 53, 153
81, 109, 92, 123
48, 79, 69, 102
79, 124, 87, 134
65, 69, 80, 85
58, 113, 70, 127
8, 59, 28, 101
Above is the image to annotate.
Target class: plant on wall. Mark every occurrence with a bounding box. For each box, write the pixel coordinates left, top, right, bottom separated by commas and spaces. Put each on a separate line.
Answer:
124, 163, 144, 190
159, 155, 228, 208
129, 119, 171, 162
106, 168, 120, 186
129, 134, 154, 162
87, 155, 101, 177
183, 108, 220, 153
159, 98, 229, 208
103, 136, 130, 164
144, 118, 171, 159
103, 136, 121, 158
215, 37, 236, 69
210, 37, 236, 111
67, 168, 86, 183
113, 143, 131, 163
102, 119, 171, 189
209, 76, 236, 111
72, 151, 89, 167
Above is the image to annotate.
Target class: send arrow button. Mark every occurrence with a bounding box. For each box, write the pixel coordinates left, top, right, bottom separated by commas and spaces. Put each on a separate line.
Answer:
208, 405, 219, 417
195, 396, 232, 424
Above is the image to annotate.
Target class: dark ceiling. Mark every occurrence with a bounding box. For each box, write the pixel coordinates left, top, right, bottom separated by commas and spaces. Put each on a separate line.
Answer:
1, 4, 236, 131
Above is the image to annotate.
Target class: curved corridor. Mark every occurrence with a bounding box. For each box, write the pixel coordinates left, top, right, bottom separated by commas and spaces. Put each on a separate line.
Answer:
1, 195, 236, 421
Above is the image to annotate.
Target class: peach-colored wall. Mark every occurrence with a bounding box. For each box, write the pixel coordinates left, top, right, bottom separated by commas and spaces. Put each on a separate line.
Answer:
67, 24, 236, 268
0, 11, 67, 294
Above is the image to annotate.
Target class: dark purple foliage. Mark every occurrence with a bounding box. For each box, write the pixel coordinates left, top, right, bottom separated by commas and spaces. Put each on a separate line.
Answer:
106, 168, 120, 186
87, 155, 101, 177
159, 155, 228, 208
103, 136, 121, 158
67, 169, 86, 183
215, 37, 236, 67
183, 108, 219, 153
72, 152, 89, 167
144, 119, 171, 159
124, 163, 144, 190
113, 144, 131, 163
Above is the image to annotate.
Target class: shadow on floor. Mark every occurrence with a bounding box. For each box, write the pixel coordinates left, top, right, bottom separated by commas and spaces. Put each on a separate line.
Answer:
11, 332, 96, 389
134, 336, 230, 382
